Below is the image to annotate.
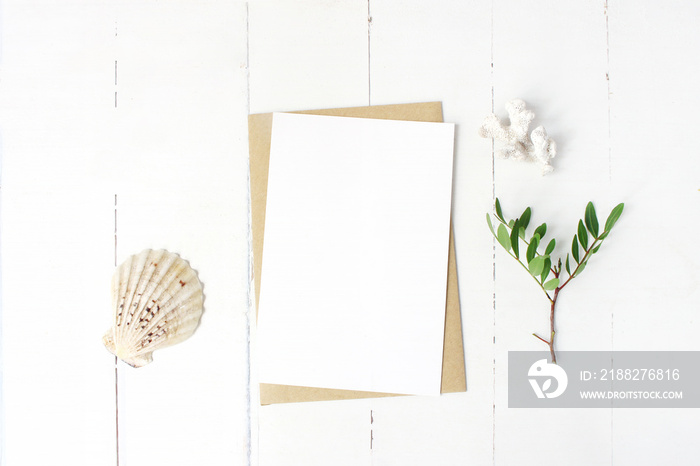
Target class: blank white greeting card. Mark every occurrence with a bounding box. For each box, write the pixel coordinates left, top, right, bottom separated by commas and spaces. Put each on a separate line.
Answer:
257, 112, 455, 396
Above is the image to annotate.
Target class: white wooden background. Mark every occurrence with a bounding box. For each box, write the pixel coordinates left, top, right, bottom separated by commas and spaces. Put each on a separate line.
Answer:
2, 1, 699, 465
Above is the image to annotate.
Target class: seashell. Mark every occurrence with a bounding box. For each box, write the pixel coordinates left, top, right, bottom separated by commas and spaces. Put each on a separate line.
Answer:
103, 249, 204, 367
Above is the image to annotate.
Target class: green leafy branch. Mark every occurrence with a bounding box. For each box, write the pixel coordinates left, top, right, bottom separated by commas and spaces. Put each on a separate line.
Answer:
487, 199, 624, 363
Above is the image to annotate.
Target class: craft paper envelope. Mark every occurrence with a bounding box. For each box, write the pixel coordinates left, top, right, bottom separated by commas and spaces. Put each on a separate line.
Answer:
249, 102, 466, 404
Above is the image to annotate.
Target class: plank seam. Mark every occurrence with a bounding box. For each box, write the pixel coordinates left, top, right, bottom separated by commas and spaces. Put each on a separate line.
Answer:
245, 4, 254, 466
490, 0, 497, 464
367, 0, 372, 106
604, 3, 614, 462
114, 193, 120, 466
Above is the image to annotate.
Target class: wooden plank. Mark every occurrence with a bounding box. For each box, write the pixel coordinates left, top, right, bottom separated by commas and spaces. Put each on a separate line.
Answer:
491, 1, 613, 464
368, 0, 495, 464
109, 2, 251, 465
608, 1, 700, 463
248, 2, 370, 465
0, 1, 118, 464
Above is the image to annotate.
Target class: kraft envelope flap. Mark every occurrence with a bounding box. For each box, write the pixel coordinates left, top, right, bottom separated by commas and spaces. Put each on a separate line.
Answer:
249, 102, 466, 404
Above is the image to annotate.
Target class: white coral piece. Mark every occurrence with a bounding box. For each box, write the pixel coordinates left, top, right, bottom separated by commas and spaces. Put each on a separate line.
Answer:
478, 99, 557, 175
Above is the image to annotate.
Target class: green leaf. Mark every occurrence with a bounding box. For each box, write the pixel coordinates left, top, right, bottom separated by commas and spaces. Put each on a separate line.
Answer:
534, 223, 547, 240
584, 202, 599, 237
572, 234, 580, 263
508, 219, 515, 228
565, 254, 571, 275
545, 238, 556, 256
520, 207, 531, 231
574, 260, 588, 277
486, 214, 495, 235
526, 235, 540, 263
599, 231, 609, 240
578, 220, 588, 250
510, 218, 520, 259
604, 203, 625, 232
541, 257, 551, 283
528, 256, 546, 276
495, 198, 505, 223
543, 278, 560, 290
518, 226, 526, 239
592, 244, 601, 254
497, 224, 511, 252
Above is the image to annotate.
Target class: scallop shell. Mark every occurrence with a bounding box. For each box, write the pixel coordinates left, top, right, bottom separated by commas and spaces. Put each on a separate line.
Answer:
103, 249, 204, 367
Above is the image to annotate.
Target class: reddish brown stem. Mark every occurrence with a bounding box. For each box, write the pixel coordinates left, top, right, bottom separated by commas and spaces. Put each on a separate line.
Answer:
548, 287, 561, 364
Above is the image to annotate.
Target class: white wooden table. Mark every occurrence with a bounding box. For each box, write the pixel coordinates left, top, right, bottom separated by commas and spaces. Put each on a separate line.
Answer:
2, 1, 700, 464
